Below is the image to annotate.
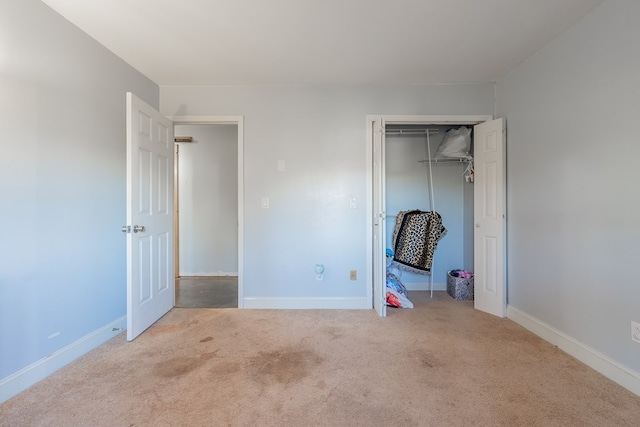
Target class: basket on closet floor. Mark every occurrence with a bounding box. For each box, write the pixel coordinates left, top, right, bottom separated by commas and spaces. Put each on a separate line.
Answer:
447, 270, 474, 300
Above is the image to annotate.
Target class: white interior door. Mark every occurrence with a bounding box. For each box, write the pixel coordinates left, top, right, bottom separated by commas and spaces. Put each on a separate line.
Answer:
372, 118, 387, 317
126, 92, 175, 341
473, 118, 506, 317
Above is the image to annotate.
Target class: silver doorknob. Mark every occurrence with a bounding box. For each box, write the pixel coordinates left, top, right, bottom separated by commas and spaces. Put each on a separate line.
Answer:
133, 225, 145, 233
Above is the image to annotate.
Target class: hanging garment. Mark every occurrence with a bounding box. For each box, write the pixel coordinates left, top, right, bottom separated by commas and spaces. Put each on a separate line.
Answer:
392, 210, 446, 274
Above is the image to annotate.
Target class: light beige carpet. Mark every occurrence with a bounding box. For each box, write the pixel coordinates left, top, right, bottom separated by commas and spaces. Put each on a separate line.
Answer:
2, 291, 639, 426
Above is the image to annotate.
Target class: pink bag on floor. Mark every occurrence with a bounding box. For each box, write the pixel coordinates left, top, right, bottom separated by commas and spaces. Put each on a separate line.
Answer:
386, 288, 413, 309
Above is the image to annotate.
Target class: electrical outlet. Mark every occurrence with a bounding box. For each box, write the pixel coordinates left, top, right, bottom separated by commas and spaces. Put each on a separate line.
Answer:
315, 264, 324, 281
350, 270, 357, 281
632, 322, 640, 344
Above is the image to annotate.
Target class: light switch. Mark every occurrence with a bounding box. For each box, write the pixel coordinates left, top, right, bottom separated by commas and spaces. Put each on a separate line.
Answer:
261, 197, 269, 209
277, 159, 286, 172
349, 197, 357, 209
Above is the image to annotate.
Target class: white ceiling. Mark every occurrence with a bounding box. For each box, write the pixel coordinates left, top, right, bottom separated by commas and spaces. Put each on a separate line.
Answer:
41, 0, 605, 86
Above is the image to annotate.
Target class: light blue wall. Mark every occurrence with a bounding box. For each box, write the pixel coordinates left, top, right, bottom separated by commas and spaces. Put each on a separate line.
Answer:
161, 85, 494, 300
497, 0, 640, 372
0, 0, 158, 381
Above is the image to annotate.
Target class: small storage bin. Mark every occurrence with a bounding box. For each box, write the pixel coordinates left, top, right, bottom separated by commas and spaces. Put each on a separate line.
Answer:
447, 270, 474, 300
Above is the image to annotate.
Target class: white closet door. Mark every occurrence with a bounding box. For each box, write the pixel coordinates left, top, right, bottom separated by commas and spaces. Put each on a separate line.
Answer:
473, 118, 506, 317
372, 118, 387, 317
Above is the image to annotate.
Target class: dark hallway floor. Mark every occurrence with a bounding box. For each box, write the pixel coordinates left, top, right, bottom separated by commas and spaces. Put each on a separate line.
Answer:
175, 276, 238, 308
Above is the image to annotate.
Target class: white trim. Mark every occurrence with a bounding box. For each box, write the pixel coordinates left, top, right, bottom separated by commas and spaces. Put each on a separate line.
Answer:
507, 305, 640, 397
366, 114, 493, 315
237, 119, 244, 308
167, 115, 241, 125
177, 272, 239, 277
170, 115, 245, 309
379, 115, 493, 125
243, 297, 370, 310
0, 316, 126, 404
365, 117, 375, 310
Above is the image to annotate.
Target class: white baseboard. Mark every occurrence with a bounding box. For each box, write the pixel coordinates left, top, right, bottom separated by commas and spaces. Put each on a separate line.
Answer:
507, 306, 640, 397
404, 282, 446, 291
0, 316, 126, 404
242, 297, 370, 310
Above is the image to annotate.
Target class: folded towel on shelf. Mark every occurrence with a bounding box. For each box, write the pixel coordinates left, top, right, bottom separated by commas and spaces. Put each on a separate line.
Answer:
392, 210, 446, 274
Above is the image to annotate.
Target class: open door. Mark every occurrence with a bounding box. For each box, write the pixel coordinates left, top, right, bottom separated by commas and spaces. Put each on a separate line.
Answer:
372, 118, 387, 317
473, 118, 506, 317
125, 92, 175, 340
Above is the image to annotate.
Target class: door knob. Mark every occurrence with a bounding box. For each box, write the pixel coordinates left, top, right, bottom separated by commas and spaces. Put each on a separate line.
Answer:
133, 225, 145, 233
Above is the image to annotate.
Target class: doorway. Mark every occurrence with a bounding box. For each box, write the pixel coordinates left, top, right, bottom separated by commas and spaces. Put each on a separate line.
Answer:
367, 115, 505, 318
170, 116, 244, 308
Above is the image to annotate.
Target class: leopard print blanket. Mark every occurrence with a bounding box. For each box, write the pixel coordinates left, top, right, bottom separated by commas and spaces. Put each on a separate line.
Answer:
392, 210, 446, 274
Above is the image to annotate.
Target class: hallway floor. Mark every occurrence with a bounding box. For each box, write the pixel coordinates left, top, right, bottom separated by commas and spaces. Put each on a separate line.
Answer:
175, 276, 238, 308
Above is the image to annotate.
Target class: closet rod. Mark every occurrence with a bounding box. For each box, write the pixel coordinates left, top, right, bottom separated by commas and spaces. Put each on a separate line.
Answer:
385, 129, 440, 135
418, 158, 471, 164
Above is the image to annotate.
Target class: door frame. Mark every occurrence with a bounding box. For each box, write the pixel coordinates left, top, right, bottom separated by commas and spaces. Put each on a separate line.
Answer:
168, 115, 245, 308
366, 114, 495, 315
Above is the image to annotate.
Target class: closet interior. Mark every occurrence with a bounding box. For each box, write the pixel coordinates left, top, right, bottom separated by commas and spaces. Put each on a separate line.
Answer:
384, 124, 475, 294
